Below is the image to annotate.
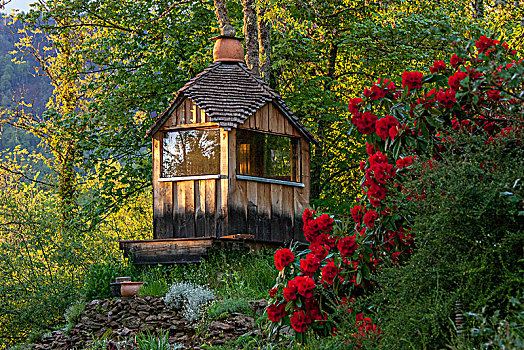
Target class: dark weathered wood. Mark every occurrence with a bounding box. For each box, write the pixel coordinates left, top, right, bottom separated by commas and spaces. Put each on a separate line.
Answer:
205, 179, 217, 236
246, 180, 258, 237
270, 183, 283, 241
282, 186, 294, 241
119, 237, 283, 265
195, 180, 206, 237
185, 181, 196, 237
257, 182, 271, 240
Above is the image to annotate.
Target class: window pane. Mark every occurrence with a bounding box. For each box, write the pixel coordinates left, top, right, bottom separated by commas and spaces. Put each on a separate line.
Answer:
236, 129, 299, 182
162, 129, 220, 177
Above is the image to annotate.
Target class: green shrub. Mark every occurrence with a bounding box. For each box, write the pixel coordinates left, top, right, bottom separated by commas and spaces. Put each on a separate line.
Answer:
136, 330, 183, 350
64, 300, 85, 334
207, 297, 252, 320
84, 261, 130, 300
138, 280, 169, 298
370, 131, 524, 349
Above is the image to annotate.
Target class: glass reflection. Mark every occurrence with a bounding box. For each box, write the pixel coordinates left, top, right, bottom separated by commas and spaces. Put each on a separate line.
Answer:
162, 129, 220, 177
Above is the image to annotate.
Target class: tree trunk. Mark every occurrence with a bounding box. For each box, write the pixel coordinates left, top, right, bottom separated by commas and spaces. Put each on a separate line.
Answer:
213, 0, 232, 33
258, 6, 271, 84
242, 0, 260, 76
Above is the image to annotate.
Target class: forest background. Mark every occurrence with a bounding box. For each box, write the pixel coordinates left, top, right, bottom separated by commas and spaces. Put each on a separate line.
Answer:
0, 0, 522, 347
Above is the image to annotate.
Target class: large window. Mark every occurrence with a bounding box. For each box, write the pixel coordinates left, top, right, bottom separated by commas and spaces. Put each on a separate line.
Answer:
161, 129, 220, 178
236, 129, 300, 182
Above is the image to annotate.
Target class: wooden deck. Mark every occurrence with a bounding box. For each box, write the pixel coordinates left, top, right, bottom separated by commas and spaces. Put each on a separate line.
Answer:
119, 236, 283, 265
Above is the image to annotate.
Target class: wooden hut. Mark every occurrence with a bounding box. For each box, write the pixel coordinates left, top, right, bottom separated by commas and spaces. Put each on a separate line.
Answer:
119, 35, 317, 264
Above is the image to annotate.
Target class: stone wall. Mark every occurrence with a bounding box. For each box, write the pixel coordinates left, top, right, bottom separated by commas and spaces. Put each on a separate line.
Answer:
32, 297, 264, 349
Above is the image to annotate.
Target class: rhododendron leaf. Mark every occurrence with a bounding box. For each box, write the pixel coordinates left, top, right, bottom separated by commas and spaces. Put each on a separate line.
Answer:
414, 104, 425, 118
285, 301, 294, 311
296, 298, 302, 308
422, 74, 446, 84
425, 114, 442, 128
393, 140, 402, 159
356, 271, 363, 285
362, 264, 371, 280
419, 121, 430, 140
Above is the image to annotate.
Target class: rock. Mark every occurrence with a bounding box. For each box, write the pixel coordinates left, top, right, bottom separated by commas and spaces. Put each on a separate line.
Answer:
208, 321, 235, 332
249, 299, 268, 315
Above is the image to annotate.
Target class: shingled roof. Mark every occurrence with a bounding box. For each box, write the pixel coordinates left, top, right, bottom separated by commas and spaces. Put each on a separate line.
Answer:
146, 61, 317, 144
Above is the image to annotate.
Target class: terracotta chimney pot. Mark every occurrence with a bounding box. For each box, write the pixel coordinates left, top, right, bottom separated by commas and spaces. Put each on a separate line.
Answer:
213, 36, 244, 63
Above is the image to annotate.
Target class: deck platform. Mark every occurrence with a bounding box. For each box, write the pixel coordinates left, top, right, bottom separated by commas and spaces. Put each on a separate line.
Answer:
119, 236, 283, 265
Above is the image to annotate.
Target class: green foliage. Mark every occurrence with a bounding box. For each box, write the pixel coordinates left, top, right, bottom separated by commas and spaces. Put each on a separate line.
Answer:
207, 297, 253, 321
138, 280, 169, 298
84, 261, 129, 300
64, 300, 85, 334
370, 131, 524, 349
136, 330, 183, 350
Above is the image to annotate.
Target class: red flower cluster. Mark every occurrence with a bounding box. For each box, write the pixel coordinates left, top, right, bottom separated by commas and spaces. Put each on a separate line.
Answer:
402, 71, 423, 91
352, 111, 378, 134
290, 310, 311, 333
376, 115, 399, 141
354, 313, 380, 338
363, 78, 396, 101
303, 210, 334, 243
267, 302, 286, 322
448, 71, 468, 90
363, 210, 378, 228
300, 252, 321, 276
295, 275, 316, 298
283, 279, 298, 301
450, 53, 464, 68
437, 88, 456, 109
321, 259, 338, 285
429, 60, 446, 73
396, 156, 413, 169
475, 35, 498, 54
337, 236, 357, 258
351, 204, 365, 223
274, 248, 295, 271
348, 97, 363, 115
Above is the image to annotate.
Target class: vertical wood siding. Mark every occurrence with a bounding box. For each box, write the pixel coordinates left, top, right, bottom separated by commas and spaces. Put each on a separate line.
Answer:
153, 100, 310, 242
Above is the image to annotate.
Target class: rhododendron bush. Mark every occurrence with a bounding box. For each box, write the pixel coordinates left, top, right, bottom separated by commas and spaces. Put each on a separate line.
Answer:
267, 35, 523, 343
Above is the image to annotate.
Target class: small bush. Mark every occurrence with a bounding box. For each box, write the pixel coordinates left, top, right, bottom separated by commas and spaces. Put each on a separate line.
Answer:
165, 282, 215, 322
138, 280, 169, 298
64, 300, 85, 334
207, 297, 252, 320
84, 261, 130, 300
136, 330, 183, 350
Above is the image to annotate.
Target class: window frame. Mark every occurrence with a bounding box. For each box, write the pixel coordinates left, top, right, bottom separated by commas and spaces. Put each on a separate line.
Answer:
159, 126, 221, 181
235, 129, 302, 186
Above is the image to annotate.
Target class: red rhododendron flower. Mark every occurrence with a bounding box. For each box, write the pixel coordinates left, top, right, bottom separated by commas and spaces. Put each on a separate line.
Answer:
321, 259, 338, 285
429, 60, 446, 73
351, 204, 365, 223
476, 35, 496, 53
450, 53, 464, 68
274, 248, 295, 271
402, 71, 423, 91
487, 89, 501, 101
375, 115, 399, 141
338, 235, 357, 258
267, 302, 286, 322
368, 78, 396, 101
317, 214, 334, 232
295, 275, 316, 299
283, 279, 298, 302
268, 288, 278, 298
363, 210, 378, 228
309, 242, 328, 260
396, 156, 413, 169
302, 208, 314, 224
290, 310, 311, 333
366, 142, 375, 156
300, 253, 321, 276
348, 97, 363, 115
356, 112, 377, 134
448, 71, 468, 90
437, 88, 456, 109
306, 299, 327, 323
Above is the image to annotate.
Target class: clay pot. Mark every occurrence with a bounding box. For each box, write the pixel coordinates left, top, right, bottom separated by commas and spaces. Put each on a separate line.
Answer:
109, 282, 121, 297
115, 276, 131, 283
213, 37, 244, 62
120, 281, 144, 298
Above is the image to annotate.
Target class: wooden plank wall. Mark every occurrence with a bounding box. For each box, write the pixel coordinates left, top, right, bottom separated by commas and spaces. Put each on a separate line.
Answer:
153, 99, 310, 242
153, 99, 222, 239
231, 102, 310, 243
